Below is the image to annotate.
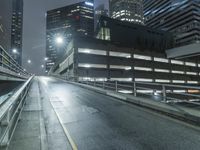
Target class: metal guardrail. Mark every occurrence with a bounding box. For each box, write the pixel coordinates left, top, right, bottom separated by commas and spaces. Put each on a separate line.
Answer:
0, 76, 33, 149
51, 74, 200, 106
0, 45, 31, 78
78, 80, 200, 105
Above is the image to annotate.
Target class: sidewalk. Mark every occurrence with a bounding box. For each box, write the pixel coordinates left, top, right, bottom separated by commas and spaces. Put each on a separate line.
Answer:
8, 78, 72, 150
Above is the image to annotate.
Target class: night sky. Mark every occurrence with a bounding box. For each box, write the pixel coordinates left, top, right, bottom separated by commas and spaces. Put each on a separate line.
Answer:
23, 0, 108, 75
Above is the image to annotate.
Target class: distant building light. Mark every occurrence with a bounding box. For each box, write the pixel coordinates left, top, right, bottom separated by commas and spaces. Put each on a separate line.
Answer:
85, 2, 94, 7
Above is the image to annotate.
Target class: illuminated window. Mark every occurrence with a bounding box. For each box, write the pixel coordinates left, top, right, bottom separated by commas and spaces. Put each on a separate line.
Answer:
133, 54, 152, 60
185, 62, 196, 67
78, 63, 107, 68
134, 67, 152, 71
186, 72, 197, 75
154, 57, 169, 63
109, 52, 131, 58
171, 60, 184, 65
78, 48, 106, 56
172, 80, 185, 84
154, 69, 170, 73
110, 65, 132, 70
111, 78, 132, 82
187, 81, 198, 84
97, 28, 110, 41
135, 78, 153, 82
155, 79, 170, 83
172, 70, 184, 74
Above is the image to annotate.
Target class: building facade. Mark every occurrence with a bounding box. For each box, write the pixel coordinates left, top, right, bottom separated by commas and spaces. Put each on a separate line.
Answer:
0, 0, 13, 52
144, 0, 200, 47
94, 4, 108, 29
46, 0, 94, 72
110, 0, 144, 24
11, 0, 23, 65
96, 16, 173, 52
50, 36, 200, 86
0, 0, 23, 65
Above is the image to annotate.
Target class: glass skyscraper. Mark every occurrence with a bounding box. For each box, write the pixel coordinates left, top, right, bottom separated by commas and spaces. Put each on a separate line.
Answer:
144, 0, 200, 47
110, 0, 144, 24
11, 0, 23, 65
46, 1, 94, 72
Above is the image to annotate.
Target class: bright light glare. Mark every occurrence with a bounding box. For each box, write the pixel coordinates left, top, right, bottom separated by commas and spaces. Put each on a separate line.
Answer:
85, 2, 94, 6
44, 57, 48, 61
27, 59, 31, 64
85, 64, 91, 68
56, 36, 64, 44
125, 67, 132, 70
12, 49, 17, 54
41, 65, 44, 68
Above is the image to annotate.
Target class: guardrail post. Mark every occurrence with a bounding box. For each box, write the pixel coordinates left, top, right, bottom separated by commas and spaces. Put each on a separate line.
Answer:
0, 109, 11, 147
115, 81, 118, 92
162, 85, 166, 102
133, 82, 137, 96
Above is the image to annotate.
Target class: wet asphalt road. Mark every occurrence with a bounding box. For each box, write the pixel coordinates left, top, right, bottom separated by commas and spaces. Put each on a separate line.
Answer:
37, 76, 200, 150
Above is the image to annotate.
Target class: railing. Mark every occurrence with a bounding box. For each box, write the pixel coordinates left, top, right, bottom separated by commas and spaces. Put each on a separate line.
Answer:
0, 76, 33, 149
78, 80, 200, 105
0, 45, 30, 78
50, 74, 200, 105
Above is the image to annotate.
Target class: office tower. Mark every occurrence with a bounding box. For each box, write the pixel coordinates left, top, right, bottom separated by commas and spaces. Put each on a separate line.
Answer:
94, 4, 108, 29
11, 0, 23, 65
144, 0, 200, 47
46, 0, 94, 72
110, 0, 144, 24
0, 0, 12, 52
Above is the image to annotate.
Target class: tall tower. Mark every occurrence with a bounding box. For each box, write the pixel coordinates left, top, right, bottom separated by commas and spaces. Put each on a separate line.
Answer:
0, 0, 12, 52
11, 0, 23, 65
110, 0, 144, 24
144, 0, 200, 47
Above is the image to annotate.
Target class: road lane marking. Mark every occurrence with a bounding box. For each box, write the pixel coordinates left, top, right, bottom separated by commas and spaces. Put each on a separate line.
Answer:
53, 108, 78, 150
39, 78, 78, 150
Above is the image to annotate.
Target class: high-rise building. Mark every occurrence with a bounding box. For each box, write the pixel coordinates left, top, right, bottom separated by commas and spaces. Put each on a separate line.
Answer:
46, 0, 94, 72
0, 0, 23, 65
96, 16, 173, 52
109, 0, 144, 24
144, 0, 200, 47
0, 0, 12, 52
11, 0, 23, 65
94, 4, 108, 29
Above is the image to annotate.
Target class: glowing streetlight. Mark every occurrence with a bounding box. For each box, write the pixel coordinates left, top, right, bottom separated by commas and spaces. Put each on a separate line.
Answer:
41, 65, 44, 68
12, 49, 18, 54
27, 59, 31, 64
44, 57, 48, 61
55, 36, 64, 45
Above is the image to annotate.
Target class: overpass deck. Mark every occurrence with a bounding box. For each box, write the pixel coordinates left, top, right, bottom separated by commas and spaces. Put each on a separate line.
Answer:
8, 77, 200, 150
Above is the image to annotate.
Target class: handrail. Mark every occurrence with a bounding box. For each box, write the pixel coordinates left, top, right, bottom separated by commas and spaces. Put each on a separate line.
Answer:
0, 76, 34, 148
0, 45, 31, 78
50, 74, 200, 105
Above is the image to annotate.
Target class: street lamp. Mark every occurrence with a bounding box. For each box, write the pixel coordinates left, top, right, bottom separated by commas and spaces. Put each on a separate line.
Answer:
12, 49, 18, 54
44, 57, 48, 61
27, 59, 31, 64
55, 36, 64, 45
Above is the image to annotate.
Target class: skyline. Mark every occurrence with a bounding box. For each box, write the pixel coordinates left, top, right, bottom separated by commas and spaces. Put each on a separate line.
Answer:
22, 0, 108, 75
